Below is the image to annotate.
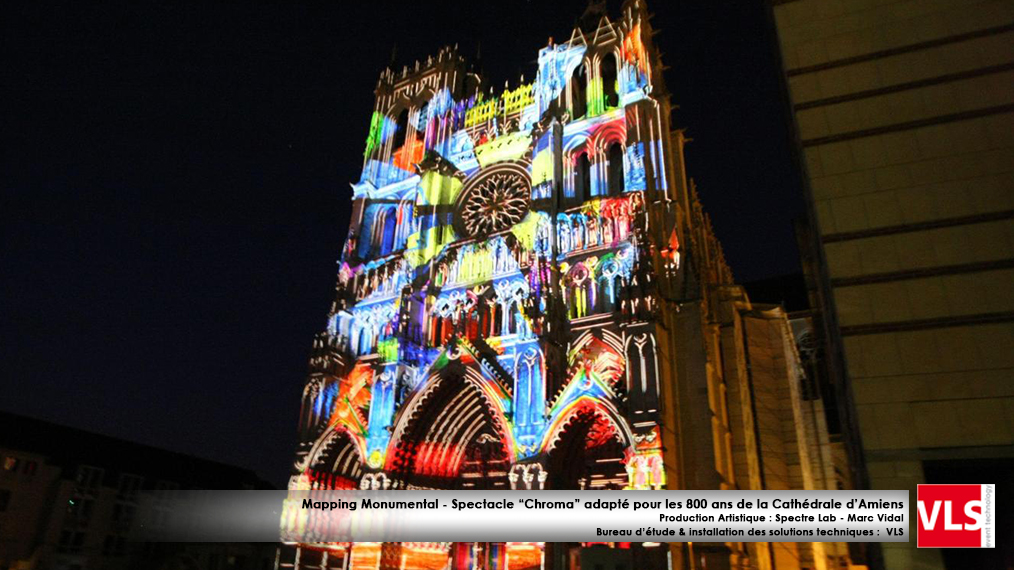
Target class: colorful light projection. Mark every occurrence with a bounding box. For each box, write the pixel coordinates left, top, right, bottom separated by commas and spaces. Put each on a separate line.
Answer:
292, 13, 678, 568
619, 23, 651, 103
535, 43, 586, 116
328, 363, 373, 440
364, 112, 395, 158
540, 332, 628, 455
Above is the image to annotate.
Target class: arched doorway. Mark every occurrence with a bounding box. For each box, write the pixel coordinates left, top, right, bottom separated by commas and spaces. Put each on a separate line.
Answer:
368, 366, 516, 570
302, 427, 364, 490
544, 400, 631, 490
387, 365, 512, 490
541, 402, 652, 570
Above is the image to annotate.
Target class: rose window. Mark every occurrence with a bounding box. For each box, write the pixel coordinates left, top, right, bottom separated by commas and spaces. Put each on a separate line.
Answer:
455, 164, 531, 238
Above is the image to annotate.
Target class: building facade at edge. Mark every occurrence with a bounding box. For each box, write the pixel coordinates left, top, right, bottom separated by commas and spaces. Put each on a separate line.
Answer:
767, 1, 1014, 568
0, 411, 275, 570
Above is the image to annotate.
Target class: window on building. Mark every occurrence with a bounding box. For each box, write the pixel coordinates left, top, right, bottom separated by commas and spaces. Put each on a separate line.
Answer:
324, 551, 345, 570
379, 206, 398, 255
117, 474, 143, 502
571, 63, 587, 119
23, 460, 37, 476
278, 544, 298, 566
601, 53, 619, 108
66, 496, 94, 524
607, 143, 624, 196
75, 466, 104, 493
575, 153, 591, 202
0, 488, 11, 511
393, 108, 409, 149
299, 549, 323, 567
2, 456, 17, 472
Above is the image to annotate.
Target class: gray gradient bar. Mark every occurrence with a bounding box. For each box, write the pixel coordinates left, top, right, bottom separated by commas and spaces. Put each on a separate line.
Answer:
137, 490, 909, 543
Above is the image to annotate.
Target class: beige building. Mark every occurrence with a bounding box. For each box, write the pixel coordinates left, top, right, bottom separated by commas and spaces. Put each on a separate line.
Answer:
767, 1, 1014, 568
661, 182, 860, 570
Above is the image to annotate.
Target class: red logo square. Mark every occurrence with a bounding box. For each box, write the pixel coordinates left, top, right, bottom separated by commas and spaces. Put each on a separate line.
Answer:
917, 484, 995, 548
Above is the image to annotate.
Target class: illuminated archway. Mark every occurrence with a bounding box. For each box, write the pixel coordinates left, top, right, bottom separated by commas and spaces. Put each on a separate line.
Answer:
386, 363, 513, 489
543, 398, 634, 490
299, 426, 365, 490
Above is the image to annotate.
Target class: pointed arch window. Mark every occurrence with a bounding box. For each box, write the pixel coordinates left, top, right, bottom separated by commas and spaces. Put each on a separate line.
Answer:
506, 299, 518, 335
607, 143, 624, 196
393, 108, 409, 150
575, 153, 591, 202
492, 302, 504, 337
514, 348, 544, 428
571, 64, 587, 120
567, 263, 591, 319
601, 53, 619, 108
380, 206, 398, 255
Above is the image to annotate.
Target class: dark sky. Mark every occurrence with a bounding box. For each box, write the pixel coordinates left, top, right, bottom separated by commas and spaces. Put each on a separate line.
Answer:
2, 0, 804, 487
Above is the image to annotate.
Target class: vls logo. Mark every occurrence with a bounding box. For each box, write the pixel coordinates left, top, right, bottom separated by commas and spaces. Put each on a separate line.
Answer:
917, 484, 995, 548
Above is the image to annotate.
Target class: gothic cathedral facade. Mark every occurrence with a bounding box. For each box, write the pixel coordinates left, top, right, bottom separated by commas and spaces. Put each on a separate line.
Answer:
282, 2, 858, 570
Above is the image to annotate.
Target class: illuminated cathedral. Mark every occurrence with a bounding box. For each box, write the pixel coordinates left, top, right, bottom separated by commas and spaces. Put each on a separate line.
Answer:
280, 2, 860, 569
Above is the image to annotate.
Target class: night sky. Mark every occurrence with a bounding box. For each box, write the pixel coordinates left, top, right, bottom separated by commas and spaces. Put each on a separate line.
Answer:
2, 0, 804, 487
